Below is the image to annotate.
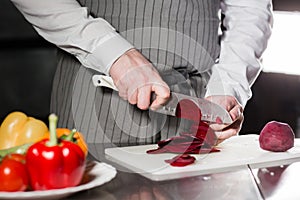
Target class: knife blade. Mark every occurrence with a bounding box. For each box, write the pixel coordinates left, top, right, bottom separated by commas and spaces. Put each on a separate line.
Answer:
92, 75, 233, 124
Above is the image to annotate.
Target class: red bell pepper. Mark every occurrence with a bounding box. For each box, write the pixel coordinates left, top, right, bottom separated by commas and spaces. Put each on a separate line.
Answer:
26, 114, 86, 190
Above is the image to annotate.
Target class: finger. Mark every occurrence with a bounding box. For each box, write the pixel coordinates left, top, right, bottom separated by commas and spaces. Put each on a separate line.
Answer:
215, 129, 238, 140
128, 88, 138, 105
209, 123, 228, 131
216, 115, 244, 141
150, 84, 170, 110
228, 105, 243, 121
137, 85, 152, 110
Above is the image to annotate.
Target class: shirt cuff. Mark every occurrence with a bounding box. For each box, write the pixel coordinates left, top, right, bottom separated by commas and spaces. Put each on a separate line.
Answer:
81, 33, 134, 75
204, 69, 252, 108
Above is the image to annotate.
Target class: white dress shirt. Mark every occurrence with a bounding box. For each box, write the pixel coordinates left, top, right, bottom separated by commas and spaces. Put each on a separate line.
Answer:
10, 0, 273, 107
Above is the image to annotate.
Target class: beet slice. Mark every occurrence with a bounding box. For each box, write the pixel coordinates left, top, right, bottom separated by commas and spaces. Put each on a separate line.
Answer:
175, 98, 218, 145
190, 121, 217, 146
165, 154, 196, 167
259, 121, 295, 152
146, 112, 220, 167
176, 99, 202, 122
146, 131, 220, 154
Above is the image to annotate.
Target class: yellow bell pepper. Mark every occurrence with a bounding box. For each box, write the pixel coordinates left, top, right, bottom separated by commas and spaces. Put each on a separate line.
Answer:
0, 111, 48, 150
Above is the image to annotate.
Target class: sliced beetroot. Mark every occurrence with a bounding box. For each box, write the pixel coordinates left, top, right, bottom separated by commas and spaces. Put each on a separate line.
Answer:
198, 147, 220, 153
190, 121, 217, 146
157, 138, 173, 147
146, 132, 220, 154
165, 154, 196, 167
157, 135, 200, 148
147, 121, 219, 155
259, 121, 295, 152
190, 122, 209, 135
147, 145, 219, 154
147, 147, 168, 154
155, 143, 199, 154
146, 117, 220, 167
175, 98, 218, 146
176, 99, 202, 122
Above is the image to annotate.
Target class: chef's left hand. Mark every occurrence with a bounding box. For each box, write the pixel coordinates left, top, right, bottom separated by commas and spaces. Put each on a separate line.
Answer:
205, 95, 244, 144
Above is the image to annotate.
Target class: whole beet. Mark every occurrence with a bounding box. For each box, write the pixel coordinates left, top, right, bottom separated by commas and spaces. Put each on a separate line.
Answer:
259, 121, 295, 152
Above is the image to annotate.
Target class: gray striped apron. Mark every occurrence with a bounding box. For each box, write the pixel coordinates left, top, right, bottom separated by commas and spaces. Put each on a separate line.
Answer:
50, 0, 220, 149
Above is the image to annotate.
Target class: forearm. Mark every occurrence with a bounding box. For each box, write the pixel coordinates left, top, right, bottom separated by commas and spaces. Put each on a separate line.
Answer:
205, 0, 273, 107
10, 0, 133, 74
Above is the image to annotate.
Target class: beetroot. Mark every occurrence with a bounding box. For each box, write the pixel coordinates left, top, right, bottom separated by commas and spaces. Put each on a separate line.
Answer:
146, 133, 220, 154
165, 154, 196, 167
146, 122, 220, 155
176, 99, 202, 122
190, 121, 218, 146
259, 121, 295, 152
147, 100, 219, 167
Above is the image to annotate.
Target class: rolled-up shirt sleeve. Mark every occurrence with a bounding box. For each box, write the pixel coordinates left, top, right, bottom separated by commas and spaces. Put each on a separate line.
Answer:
10, 0, 134, 74
205, 0, 273, 107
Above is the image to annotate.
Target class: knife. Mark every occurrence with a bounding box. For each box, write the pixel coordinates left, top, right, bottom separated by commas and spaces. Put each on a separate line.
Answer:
92, 75, 233, 124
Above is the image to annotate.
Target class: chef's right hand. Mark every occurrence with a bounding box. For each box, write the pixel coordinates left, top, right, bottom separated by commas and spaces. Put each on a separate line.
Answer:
109, 48, 170, 110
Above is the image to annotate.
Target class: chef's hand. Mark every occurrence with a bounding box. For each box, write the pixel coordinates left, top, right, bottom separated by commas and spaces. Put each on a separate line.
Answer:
205, 95, 244, 144
109, 48, 170, 110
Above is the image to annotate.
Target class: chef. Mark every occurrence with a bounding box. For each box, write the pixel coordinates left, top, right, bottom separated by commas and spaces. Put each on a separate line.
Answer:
10, 0, 273, 146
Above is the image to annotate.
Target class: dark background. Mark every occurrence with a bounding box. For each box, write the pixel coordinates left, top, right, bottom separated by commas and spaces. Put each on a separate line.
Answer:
0, 0, 300, 135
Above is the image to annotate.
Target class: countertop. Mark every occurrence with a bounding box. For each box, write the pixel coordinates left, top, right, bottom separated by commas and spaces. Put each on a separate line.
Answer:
64, 143, 300, 200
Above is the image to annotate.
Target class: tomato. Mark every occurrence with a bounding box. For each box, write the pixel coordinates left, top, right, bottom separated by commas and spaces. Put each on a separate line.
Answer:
0, 154, 29, 192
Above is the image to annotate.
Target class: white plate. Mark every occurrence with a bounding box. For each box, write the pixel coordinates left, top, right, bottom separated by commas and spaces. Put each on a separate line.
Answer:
0, 161, 117, 200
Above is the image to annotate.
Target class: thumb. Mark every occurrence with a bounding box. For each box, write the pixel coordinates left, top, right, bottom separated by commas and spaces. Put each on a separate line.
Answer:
150, 83, 170, 109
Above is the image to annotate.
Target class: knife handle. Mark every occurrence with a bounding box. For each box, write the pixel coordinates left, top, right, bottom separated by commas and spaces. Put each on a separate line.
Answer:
150, 92, 158, 104
91, 74, 157, 107
93, 75, 158, 103
92, 75, 118, 91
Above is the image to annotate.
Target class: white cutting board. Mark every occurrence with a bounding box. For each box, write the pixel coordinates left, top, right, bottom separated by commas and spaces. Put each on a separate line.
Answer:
105, 135, 300, 181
